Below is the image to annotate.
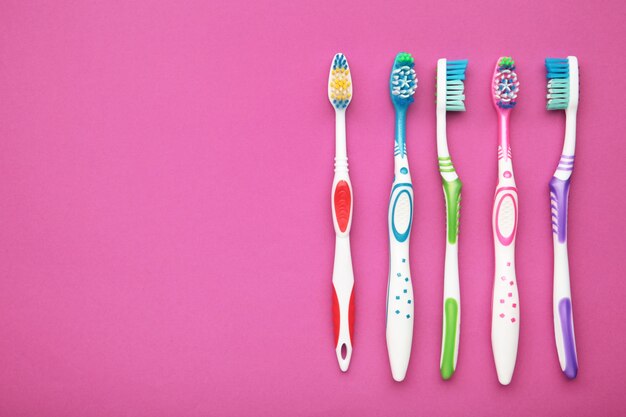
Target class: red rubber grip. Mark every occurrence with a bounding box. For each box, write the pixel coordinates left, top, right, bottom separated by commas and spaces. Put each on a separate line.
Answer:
334, 181, 352, 233
348, 288, 355, 342
332, 288, 340, 346
332, 285, 355, 347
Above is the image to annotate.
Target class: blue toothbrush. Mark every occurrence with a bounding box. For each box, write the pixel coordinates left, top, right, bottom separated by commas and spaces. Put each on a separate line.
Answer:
386, 52, 417, 382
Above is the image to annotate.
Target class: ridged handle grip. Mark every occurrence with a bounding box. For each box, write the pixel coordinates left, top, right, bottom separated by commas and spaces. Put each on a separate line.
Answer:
331, 177, 354, 372
491, 186, 519, 385
332, 242, 355, 372
440, 178, 462, 380
386, 183, 414, 382
332, 179, 352, 235
550, 176, 578, 378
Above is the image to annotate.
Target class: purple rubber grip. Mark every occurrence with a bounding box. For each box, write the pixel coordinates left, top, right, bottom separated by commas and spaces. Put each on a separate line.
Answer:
558, 297, 578, 379
549, 177, 571, 244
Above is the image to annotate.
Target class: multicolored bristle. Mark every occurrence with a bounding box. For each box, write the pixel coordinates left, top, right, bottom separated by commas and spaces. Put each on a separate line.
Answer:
445, 59, 467, 111
493, 57, 519, 109
390, 52, 417, 107
328, 53, 352, 110
545, 58, 570, 110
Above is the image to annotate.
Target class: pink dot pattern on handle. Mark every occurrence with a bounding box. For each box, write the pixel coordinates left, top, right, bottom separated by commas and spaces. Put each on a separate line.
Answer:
496, 270, 518, 323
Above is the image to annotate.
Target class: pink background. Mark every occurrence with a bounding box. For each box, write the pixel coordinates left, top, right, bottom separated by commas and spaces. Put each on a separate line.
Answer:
1, 0, 625, 416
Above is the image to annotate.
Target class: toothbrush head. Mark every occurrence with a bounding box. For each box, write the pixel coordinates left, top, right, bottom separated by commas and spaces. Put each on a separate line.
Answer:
390, 52, 417, 109
492, 57, 519, 111
437, 58, 468, 111
328, 53, 352, 110
546, 56, 579, 111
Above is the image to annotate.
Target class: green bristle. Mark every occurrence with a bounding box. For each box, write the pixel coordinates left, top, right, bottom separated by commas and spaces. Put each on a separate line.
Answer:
547, 79, 569, 110
499, 57, 515, 68
396, 52, 415, 65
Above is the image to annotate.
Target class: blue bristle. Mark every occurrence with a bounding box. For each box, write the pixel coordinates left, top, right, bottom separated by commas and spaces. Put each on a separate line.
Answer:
545, 58, 569, 79
498, 102, 516, 109
333, 99, 349, 109
446, 59, 468, 80
333, 54, 348, 70
498, 65, 516, 72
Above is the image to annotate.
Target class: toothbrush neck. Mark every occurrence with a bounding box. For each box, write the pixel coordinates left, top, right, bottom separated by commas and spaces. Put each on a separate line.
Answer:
395, 108, 407, 158
498, 112, 511, 161
562, 107, 577, 156
335, 110, 347, 163
436, 108, 449, 157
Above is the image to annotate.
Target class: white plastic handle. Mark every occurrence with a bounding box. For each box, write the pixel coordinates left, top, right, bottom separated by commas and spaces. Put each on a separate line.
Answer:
491, 186, 519, 385
331, 174, 354, 372
439, 177, 462, 380
440, 241, 461, 379
332, 236, 354, 371
553, 240, 578, 378
386, 182, 414, 382
550, 173, 578, 378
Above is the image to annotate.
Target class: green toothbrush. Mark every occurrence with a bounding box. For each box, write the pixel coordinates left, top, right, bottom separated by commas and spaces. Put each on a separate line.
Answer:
436, 58, 467, 380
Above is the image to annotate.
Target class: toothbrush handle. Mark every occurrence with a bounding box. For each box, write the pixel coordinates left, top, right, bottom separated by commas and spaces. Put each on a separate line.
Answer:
550, 176, 578, 379
491, 186, 519, 385
331, 176, 355, 372
386, 182, 414, 382
440, 178, 462, 380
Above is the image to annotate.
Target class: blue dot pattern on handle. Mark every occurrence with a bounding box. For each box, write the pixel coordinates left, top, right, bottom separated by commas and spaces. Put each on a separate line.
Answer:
392, 269, 413, 320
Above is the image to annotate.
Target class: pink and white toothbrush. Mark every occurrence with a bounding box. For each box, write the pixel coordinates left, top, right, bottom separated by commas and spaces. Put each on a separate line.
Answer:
328, 53, 355, 372
490, 57, 520, 385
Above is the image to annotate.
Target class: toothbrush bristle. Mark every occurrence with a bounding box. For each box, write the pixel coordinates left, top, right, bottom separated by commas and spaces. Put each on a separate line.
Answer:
445, 59, 468, 111
328, 53, 352, 110
545, 58, 570, 110
493, 57, 519, 109
390, 52, 417, 106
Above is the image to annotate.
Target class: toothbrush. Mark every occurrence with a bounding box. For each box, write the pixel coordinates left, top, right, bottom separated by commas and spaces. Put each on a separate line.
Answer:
546, 56, 579, 379
436, 58, 467, 380
328, 53, 355, 372
386, 52, 417, 382
490, 57, 520, 385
